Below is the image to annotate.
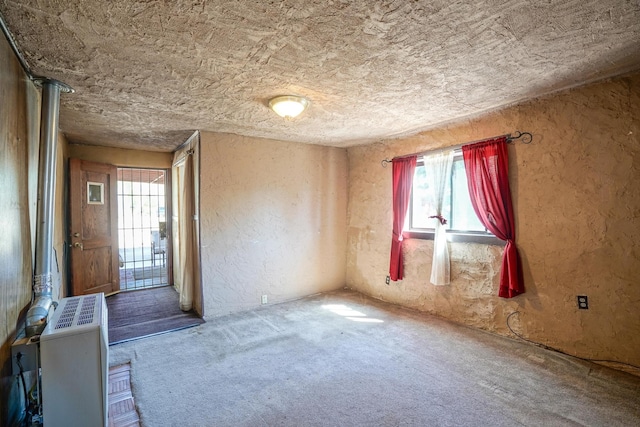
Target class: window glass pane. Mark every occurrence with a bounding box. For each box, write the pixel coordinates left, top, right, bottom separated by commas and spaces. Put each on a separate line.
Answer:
450, 159, 486, 232
410, 164, 434, 229
441, 171, 452, 230
406, 156, 491, 235
408, 163, 453, 230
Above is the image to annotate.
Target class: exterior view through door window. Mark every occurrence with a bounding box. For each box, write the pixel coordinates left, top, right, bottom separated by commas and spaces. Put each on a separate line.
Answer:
117, 168, 170, 290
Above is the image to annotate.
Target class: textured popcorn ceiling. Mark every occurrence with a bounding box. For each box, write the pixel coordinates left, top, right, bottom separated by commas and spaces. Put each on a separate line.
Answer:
1, 0, 639, 151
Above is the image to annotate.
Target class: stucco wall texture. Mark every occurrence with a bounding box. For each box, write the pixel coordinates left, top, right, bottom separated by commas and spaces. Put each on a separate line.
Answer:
199, 132, 348, 316
346, 72, 640, 369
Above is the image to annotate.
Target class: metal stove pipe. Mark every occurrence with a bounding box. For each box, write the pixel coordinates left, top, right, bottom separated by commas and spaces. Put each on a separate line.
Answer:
26, 78, 73, 337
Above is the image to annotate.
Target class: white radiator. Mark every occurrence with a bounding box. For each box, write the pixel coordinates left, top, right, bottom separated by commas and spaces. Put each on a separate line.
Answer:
40, 293, 109, 427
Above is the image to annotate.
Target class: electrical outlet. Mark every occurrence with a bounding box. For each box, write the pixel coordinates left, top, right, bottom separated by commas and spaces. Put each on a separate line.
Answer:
385, 276, 390, 285
577, 295, 588, 310
261, 294, 268, 304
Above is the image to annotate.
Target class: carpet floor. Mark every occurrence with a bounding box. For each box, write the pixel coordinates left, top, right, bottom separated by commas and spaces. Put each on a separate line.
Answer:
107, 286, 204, 345
109, 289, 640, 426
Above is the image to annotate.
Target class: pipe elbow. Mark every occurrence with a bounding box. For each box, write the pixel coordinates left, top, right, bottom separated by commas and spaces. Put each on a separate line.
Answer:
26, 296, 54, 337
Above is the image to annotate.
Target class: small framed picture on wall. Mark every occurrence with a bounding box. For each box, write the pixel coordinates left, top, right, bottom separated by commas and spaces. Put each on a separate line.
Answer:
87, 182, 104, 205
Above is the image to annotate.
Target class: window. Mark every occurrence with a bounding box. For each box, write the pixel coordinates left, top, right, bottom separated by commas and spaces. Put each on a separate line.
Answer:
405, 151, 501, 244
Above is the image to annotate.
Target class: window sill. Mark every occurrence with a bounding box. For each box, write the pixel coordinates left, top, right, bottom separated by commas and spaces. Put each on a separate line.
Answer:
404, 230, 505, 246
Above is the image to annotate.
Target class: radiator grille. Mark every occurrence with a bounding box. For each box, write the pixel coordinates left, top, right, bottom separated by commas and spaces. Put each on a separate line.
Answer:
52, 295, 100, 330
78, 295, 97, 325
55, 298, 80, 329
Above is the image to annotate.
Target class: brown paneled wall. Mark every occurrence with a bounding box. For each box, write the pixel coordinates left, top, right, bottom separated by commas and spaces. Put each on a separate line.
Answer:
0, 34, 41, 425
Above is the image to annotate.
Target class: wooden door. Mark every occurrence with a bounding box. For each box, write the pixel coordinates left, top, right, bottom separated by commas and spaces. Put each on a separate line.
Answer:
69, 158, 120, 296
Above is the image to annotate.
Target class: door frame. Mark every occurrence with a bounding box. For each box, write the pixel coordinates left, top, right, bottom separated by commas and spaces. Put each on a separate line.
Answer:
68, 158, 120, 296
115, 166, 173, 291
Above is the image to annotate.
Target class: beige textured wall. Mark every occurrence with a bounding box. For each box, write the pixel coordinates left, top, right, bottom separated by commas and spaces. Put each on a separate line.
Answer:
0, 35, 41, 425
199, 132, 348, 316
346, 73, 640, 369
68, 143, 173, 168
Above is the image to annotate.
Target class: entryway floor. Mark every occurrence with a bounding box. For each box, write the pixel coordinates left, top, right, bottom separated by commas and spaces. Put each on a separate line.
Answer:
106, 286, 204, 345
119, 265, 168, 291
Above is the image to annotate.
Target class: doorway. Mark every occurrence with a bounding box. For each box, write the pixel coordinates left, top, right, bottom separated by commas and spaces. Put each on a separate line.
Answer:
117, 168, 170, 291
68, 158, 120, 296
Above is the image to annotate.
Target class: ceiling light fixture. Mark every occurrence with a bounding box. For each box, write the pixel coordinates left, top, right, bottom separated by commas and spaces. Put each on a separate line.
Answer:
269, 95, 309, 119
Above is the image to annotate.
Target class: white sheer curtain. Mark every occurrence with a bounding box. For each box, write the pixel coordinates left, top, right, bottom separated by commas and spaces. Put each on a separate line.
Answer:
172, 132, 202, 314
424, 151, 453, 286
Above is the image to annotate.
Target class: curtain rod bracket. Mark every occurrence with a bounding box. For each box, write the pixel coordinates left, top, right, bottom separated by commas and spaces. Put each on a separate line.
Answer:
506, 131, 533, 144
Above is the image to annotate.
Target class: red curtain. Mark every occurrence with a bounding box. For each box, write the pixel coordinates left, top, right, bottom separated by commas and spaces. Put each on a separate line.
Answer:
389, 156, 417, 281
462, 137, 524, 298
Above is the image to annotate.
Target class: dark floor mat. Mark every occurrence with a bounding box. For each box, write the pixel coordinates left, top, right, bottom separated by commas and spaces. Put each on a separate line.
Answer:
106, 286, 204, 345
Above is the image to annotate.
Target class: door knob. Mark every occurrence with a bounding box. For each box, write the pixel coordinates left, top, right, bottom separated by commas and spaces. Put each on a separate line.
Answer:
73, 242, 83, 250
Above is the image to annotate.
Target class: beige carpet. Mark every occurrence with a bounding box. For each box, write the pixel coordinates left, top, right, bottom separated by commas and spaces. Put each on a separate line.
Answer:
110, 289, 640, 426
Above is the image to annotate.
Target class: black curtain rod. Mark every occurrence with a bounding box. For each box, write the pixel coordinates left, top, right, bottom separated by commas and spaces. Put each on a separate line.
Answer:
381, 131, 532, 167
